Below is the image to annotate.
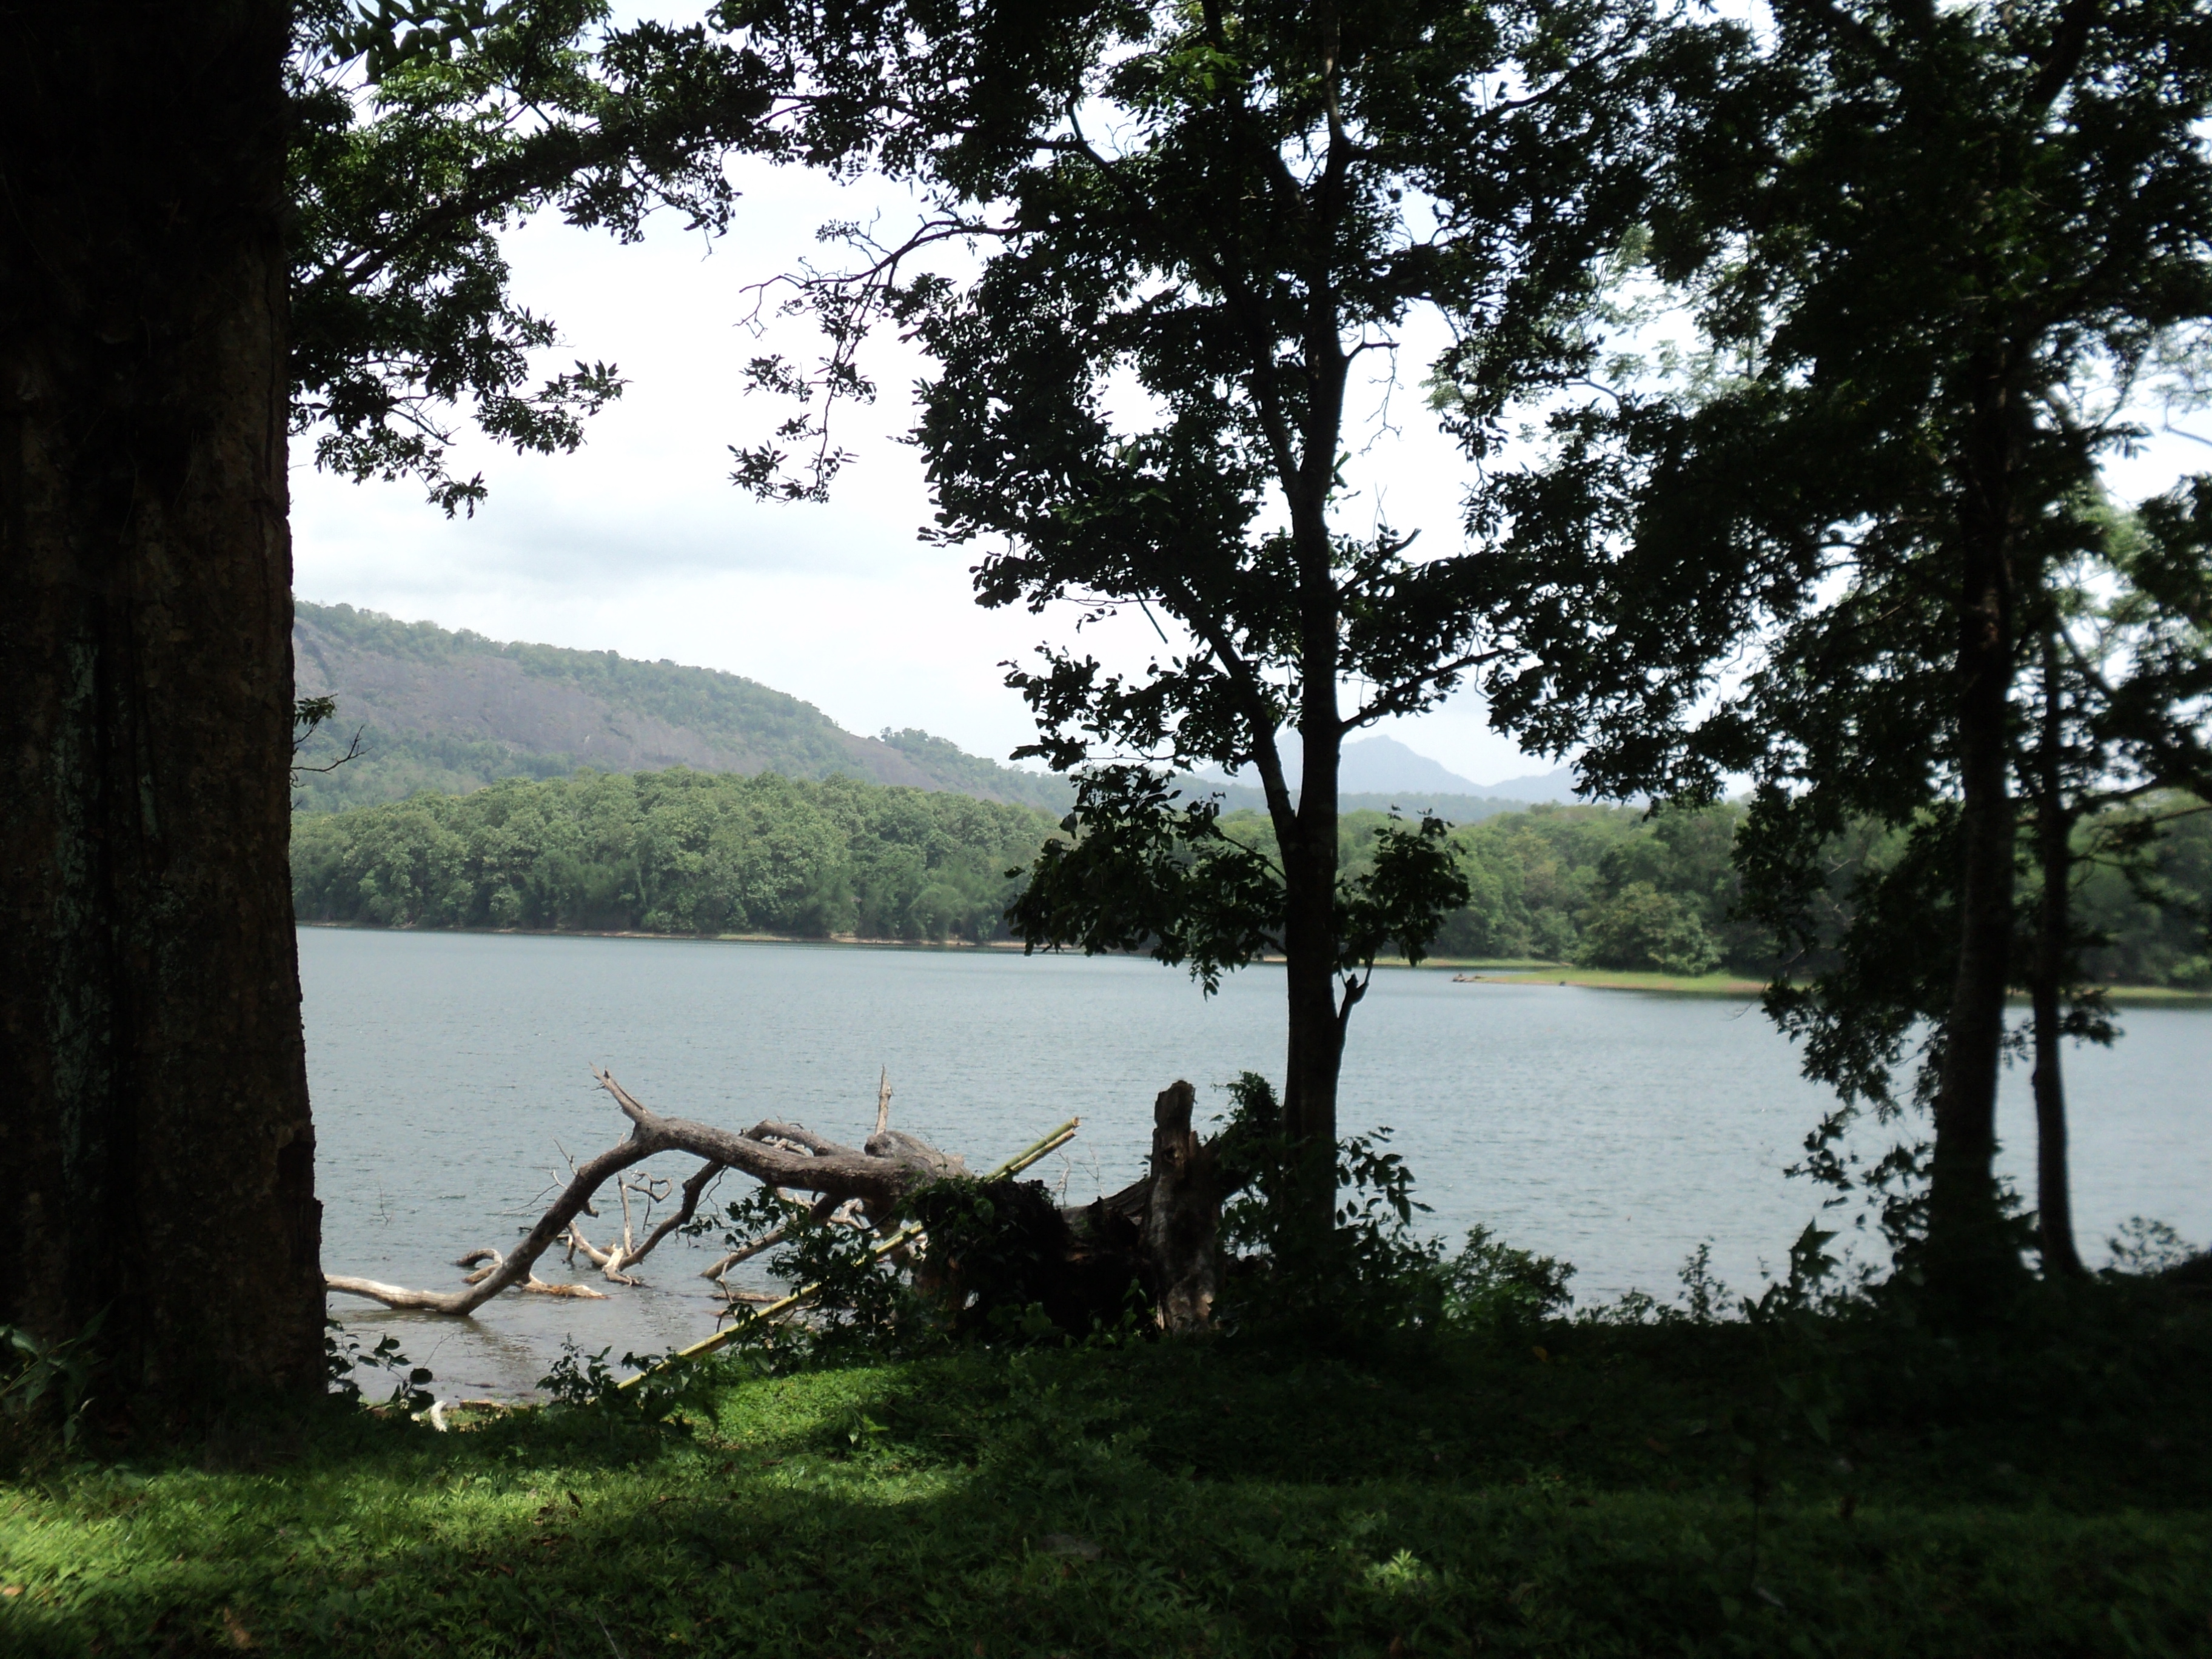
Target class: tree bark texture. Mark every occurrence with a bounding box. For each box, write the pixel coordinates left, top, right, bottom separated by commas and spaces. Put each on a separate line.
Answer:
1273, 312, 1351, 1229
1925, 369, 2026, 1302
0, 2, 320, 1400
1142, 1081, 1220, 1332
2028, 634, 2086, 1278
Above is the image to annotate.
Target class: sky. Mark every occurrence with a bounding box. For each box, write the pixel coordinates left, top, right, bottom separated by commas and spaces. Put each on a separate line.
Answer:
288, 152, 1564, 786
290, 150, 2211, 793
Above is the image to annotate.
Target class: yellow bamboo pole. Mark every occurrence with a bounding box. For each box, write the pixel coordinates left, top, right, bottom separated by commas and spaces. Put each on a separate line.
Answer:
615, 1117, 1081, 1389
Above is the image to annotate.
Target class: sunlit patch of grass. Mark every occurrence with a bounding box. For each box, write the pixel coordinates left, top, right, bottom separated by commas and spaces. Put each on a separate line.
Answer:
1438, 965, 2212, 1003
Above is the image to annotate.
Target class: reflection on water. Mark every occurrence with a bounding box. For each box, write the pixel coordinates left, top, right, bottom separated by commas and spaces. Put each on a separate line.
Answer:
302, 928, 2210, 1396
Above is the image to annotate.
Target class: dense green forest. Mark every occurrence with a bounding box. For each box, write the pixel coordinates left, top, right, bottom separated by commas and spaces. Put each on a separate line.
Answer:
1264, 800, 2208, 985
291, 769, 2211, 984
290, 768, 1057, 942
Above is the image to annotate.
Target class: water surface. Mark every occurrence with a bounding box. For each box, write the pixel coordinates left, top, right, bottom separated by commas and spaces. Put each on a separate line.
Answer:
304, 928, 2209, 1396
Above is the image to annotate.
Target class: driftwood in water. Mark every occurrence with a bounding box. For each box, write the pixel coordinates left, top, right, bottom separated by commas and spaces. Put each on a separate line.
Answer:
327, 1068, 1238, 1334
327, 1067, 964, 1315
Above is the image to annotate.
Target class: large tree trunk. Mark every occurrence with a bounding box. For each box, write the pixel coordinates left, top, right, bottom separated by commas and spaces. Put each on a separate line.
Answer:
0, 2, 321, 1404
2028, 634, 2086, 1278
1279, 815, 1343, 1226
1923, 370, 2026, 1306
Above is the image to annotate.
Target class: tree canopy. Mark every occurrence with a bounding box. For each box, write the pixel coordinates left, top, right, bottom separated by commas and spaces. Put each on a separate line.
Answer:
1458, 0, 2212, 1301
728, 0, 1742, 1213
288, 0, 775, 512
292, 766, 1056, 941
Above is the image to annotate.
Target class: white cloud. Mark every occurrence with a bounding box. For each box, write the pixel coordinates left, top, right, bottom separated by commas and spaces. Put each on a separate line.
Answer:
287, 152, 1552, 782
291, 145, 2210, 795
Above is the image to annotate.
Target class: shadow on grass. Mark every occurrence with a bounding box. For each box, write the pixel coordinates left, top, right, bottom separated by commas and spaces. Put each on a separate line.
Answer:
5, 1301, 2210, 1658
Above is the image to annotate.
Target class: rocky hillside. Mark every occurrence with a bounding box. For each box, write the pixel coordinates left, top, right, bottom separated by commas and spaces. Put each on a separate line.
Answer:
290, 601, 1070, 811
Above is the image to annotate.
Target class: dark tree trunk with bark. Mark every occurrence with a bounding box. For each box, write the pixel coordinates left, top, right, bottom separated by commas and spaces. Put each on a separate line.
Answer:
0, 2, 322, 1403
2028, 632, 2086, 1278
1280, 758, 1343, 1223
1924, 372, 2027, 1305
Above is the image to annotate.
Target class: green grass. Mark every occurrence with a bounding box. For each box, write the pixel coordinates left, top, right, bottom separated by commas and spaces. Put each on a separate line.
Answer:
1432, 963, 2212, 1004
5, 1306, 2210, 1658
2096, 984, 2212, 1007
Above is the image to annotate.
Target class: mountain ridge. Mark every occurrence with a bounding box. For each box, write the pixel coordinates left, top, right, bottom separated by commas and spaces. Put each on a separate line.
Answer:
290, 601, 1578, 819
1204, 735, 1584, 809
290, 600, 1070, 811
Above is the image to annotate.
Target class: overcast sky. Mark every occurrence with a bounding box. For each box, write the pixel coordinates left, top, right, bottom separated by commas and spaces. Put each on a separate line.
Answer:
290, 150, 2209, 790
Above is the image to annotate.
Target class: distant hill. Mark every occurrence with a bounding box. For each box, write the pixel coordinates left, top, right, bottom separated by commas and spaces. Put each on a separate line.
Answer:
290, 601, 1071, 812
1472, 766, 1584, 804
1224, 733, 1491, 796
1338, 735, 1486, 794
1190, 733, 1567, 822
1189, 781, 1527, 824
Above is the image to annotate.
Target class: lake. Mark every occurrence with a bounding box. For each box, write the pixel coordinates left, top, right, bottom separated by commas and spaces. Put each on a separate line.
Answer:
303, 927, 2210, 1398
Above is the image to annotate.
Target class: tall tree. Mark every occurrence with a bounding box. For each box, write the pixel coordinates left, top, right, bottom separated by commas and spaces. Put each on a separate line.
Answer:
1467, 0, 2212, 1306
2, 0, 772, 1406
2017, 486, 2212, 1275
2, 0, 321, 1400
732, 0, 1724, 1219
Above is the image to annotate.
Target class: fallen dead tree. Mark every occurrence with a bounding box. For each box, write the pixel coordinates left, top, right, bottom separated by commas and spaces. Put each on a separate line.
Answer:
326, 1068, 1233, 1335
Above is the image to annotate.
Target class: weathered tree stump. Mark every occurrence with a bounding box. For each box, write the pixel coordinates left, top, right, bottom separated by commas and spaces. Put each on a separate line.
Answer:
1143, 1081, 1221, 1332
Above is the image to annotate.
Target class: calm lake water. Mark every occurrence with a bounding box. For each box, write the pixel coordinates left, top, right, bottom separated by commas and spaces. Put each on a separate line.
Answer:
304, 927, 2210, 1398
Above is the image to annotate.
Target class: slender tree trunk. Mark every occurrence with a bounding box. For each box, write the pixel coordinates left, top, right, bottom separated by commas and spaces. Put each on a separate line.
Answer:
2028, 633, 2086, 1278
1272, 240, 1353, 1233
1924, 371, 2026, 1306
0, 2, 323, 1404
1280, 708, 1342, 1210
1277, 495, 1344, 1230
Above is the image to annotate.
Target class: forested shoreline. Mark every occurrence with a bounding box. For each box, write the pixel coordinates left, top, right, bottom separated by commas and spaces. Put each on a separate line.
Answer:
291, 766, 2212, 986
289, 767, 1053, 944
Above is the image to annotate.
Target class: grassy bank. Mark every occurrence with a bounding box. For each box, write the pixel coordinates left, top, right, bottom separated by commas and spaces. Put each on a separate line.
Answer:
1429, 961, 2212, 1004
6, 1307, 2208, 1658
1443, 964, 1765, 996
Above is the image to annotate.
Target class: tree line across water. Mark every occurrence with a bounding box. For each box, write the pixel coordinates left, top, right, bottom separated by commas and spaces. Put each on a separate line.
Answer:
290, 767, 2212, 988
289, 768, 1047, 944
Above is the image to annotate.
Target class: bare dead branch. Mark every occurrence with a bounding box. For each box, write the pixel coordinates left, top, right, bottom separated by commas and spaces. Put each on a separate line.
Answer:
622, 1159, 726, 1276
329, 1067, 974, 1315
327, 1120, 664, 1314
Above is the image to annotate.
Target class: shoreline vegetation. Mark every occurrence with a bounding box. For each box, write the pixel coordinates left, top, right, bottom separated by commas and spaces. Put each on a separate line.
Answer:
294, 919, 2212, 1005
290, 767, 1051, 947
290, 765, 2212, 994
